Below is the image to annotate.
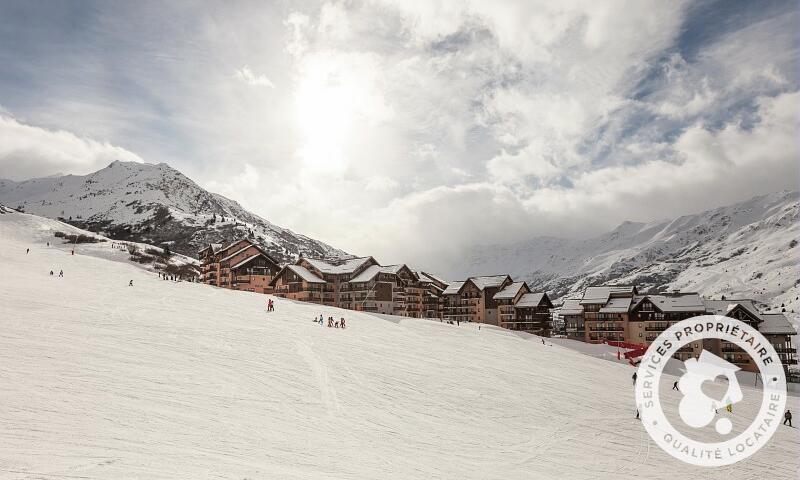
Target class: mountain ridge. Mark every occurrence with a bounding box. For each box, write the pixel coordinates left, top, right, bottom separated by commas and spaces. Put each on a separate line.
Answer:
0, 160, 351, 264
459, 190, 799, 316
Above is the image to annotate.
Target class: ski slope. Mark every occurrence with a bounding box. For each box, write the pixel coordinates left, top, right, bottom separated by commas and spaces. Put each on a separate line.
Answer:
0, 210, 798, 479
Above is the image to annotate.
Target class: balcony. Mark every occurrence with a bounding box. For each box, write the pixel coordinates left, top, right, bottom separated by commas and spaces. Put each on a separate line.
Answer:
588, 326, 624, 332
773, 347, 797, 354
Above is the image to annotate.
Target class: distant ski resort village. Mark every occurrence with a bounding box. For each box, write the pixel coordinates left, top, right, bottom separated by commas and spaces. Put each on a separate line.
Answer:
197, 237, 798, 375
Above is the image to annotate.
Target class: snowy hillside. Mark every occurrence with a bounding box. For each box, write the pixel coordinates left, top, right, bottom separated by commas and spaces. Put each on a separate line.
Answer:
0, 161, 350, 263
1, 208, 798, 479
461, 191, 799, 316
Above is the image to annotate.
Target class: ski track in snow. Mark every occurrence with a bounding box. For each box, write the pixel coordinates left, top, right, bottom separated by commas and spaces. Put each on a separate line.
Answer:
0, 211, 798, 479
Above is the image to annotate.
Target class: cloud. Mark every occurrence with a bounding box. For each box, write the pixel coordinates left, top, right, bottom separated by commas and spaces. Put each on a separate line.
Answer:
233, 66, 275, 88
0, 1, 796, 277
0, 114, 143, 181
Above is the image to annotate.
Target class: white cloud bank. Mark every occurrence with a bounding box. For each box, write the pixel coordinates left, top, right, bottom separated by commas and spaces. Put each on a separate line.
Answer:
1, 1, 797, 276
0, 115, 143, 181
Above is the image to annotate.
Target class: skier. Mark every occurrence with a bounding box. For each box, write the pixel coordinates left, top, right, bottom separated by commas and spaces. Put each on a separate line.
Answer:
636, 409, 640, 419
340, 318, 346, 329
784, 410, 792, 427
319, 314, 324, 325
59, 270, 63, 277
542, 338, 545, 345
334, 320, 339, 328
632, 372, 638, 385
49, 270, 54, 276
129, 280, 134, 287
456, 319, 460, 326
328, 317, 333, 328
47, 242, 49, 247
672, 381, 679, 391
726, 404, 733, 413
26, 248, 29, 254
71, 250, 74, 255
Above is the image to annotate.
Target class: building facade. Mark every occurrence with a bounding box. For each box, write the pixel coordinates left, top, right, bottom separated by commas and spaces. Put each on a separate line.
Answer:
568, 285, 798, 373
199, 239, 280, 294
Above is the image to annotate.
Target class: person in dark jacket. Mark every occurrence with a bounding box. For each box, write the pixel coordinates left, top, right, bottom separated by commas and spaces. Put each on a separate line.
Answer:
632, 372, 637, 385
784, 410, 793, 427
672, 381, 679, 391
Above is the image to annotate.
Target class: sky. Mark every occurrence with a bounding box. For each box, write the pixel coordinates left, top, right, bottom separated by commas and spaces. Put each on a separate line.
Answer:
0, 0, 798, 272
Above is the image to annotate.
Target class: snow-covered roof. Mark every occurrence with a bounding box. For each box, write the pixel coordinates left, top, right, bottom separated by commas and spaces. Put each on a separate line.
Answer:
758, 314, 796, 335
516, 292, 547, 308
286, 265, 326, 283
442, 281, 465, 296
348, 264, 413, 283
303, 256, 374, 275
419, 271, 447, 286
580, 286, 636, 304
703, 299, 764, 322
599, 296, 633, 313
632, 294, 705, 312
559, 298, 584, 315
230, 253, 264, 270
494, 282, 528, 300
468, 275, 510, 291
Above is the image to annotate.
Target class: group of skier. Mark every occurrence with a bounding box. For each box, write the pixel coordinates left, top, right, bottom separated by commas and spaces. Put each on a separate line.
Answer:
632, 371, 794, 427
313, 314, 346, 329
158, 272, 182, 282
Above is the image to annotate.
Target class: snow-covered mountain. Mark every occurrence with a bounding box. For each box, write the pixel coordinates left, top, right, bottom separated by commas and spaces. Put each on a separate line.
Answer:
461, 190, 799, 315
0, 161, 350, 263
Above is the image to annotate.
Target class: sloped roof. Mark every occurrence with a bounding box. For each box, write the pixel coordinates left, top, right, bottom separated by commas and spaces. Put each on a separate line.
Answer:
419, 271, 448, 286
442, 281, 465, 296
286, 265, 326, 283
703, 299, 764, 322
494, 282, 528, 300
218, 241, 279, 265
559, 298, 584, 315
200, 243, 223, 254
220, 243, 255, 262
516, 292, 547, 308
230, 253, 265, 270
469, 275, 510, 291
632, 293, 705, 312
303, 256, 374, 274
759, 313, 797, 335
348, 264, 413, 283
580, 286, 636, 304
600, 296, 633, 313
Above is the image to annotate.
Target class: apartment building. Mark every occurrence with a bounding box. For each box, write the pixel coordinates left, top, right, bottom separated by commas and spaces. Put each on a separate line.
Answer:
704, 299, 797, 373
570, 284, 797, 373
417, 271, 447, 319
443, 275, 513, 325
198, 239, 281, 294
271, 256, 378, 306
628, 293, 707, 361
512, 292, 554, 336
559, 298, 585, 341
270, 257, 447, 319
580, 286, 637, 343
269, 264, 332, 304
341, 264, 417, 315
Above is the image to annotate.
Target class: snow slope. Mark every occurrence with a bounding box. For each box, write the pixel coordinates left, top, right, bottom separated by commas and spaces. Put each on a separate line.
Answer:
461, 191, 799, 317
0, 210, 798, 479
0, 161, 350, 263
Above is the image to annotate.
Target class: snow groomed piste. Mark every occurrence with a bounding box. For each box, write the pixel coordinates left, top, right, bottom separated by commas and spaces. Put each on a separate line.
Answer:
0, 209, 798, 479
